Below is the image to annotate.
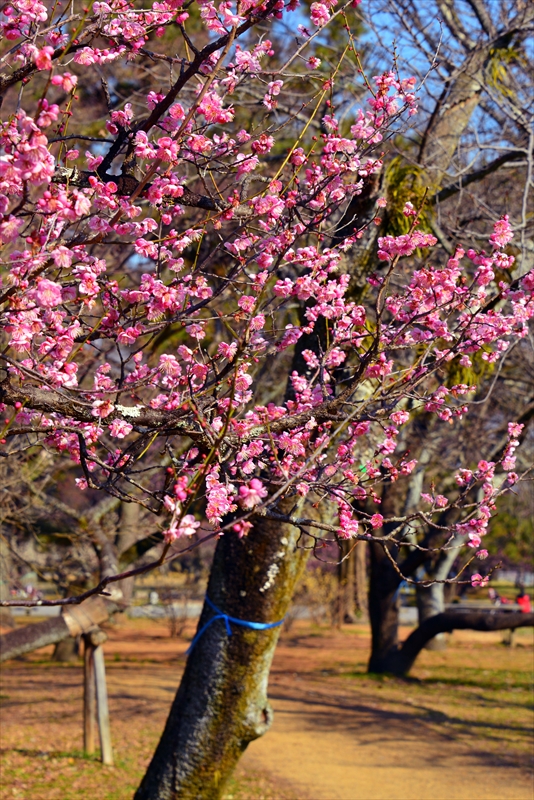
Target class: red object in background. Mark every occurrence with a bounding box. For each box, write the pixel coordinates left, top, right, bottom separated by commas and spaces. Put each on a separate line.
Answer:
517, 594, 532, 613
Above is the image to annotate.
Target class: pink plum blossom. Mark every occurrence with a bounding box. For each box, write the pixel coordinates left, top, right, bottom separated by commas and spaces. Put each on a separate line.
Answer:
34, 280, 63, 308
35, 46, 54, 70
238, 478, 268, 510
92, 400, 115, 418
108, 419, 133, 438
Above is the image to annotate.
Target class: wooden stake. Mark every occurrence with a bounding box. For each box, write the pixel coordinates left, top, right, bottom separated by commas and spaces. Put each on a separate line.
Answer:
83, 637, 96, 756
93, 643, 114, 766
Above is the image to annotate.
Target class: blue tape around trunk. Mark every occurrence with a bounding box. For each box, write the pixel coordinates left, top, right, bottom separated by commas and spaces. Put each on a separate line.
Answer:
186, 594, 285, 654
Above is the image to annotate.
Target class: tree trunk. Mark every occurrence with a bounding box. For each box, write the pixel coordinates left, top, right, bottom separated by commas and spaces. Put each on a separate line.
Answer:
52, 636, 80, 662
0, 615, 71, 662
135, 500, 310, 800
0, 596, 113, 662
416, 583, 447, 650
416, 528, 467, 650
116, 502, 141, 556
115, 503, 141, 607
0, 536, 13, 605
336, 540, 356, 624
366, 463, 446, 672
379, 609, 534, 677
367, 540, 402, 673
354, 541, 368, 620
418, 27, 520, 187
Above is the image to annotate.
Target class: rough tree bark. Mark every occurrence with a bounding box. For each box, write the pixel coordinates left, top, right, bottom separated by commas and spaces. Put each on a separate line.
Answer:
135, 498, 311, 800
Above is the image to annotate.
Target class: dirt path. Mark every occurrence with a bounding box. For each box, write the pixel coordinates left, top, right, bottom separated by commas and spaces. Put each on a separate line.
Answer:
241, 677, 533, 800
1, 619, 532, 800
238, 625, 533, 800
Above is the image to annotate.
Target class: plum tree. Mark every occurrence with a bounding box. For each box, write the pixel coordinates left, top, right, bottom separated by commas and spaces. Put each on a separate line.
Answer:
0, 0, 533, 796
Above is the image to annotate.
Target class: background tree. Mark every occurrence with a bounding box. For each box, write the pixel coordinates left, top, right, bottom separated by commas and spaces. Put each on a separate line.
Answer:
366, 344, 534, 673
340, 0, 534, 663
358, 0, 534, 257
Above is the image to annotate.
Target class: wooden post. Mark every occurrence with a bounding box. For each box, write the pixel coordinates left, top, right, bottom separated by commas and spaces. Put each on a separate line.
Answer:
93, 641, 114, 766
83, 628, 113, 765
83, 636, 96, 755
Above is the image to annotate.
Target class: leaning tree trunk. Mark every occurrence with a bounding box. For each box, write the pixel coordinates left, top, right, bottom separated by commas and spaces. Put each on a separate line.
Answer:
0, 614, 73, 662
135, 499, 311, 800
0, 596, 112, 662
380, 609, 534, 677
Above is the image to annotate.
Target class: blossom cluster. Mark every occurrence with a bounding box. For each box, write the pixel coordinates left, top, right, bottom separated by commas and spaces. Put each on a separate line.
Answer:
0, 0, 531, 575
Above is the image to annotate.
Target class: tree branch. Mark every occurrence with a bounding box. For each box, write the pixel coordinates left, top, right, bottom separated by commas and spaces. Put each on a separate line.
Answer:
395, 608, 534, 675
432, 149, 528, 204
